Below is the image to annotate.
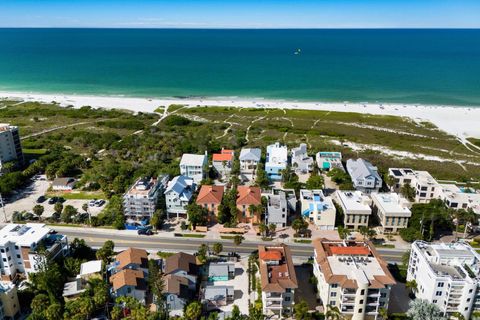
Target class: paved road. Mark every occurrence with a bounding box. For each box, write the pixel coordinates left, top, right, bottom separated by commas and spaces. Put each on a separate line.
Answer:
58, 228, 406, 263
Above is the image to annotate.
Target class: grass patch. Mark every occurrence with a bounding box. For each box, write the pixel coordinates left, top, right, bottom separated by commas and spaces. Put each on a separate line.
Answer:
220, 235, 236, 240
22, 148, 48, 155
154, 106, 165, 113
174, 233, 206, 238
294, 239, 312, 244
46, 191, 105, 200
157, 251, 175, 258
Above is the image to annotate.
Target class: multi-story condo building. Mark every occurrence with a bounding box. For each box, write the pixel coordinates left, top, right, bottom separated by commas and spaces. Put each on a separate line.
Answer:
407, 241, 480, 319
300, 189, 336, 230
0, 124, 23, 172
388, 168, 439, 203
313, 239, 395, 320
0, 281, 20, 320
346, 159, 382, 194
212, 148, 234, 179
333, 191, 372, 230
239, 147, 261, 181
436, 184, 480, 215
0, 223, 68, 282
316, 151, 344, 171
291, 143, 314, 174
123, 175, 169, 221
196, 185, 224, 223
265, 191, 289, 228
265, 142, 288, 181
165, 175, 196, 218
258, 244, 297, 318
370, 193, 411, 233
179, 153, 208, 184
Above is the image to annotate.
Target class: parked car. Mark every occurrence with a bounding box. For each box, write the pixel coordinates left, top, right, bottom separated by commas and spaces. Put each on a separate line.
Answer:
89, 199, 97, 207
137, 228, 153, 236
48, 197, 58, 204
36, 196, 46, 203
57, 197, 66, 203
95, 199, 105, 207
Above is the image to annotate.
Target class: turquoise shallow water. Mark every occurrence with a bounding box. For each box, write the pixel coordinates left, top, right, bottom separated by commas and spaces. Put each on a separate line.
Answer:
0, 28, 479, 106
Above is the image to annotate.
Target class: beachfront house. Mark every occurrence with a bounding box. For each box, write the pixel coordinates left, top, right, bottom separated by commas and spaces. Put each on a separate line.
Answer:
300, 189, 336, 230
236, 186, 262, 224
346, 158, 382, 194
165, 175, 196, 218
195, 185, 224, 222
315, 151, 343, 171
388, 168, 439, 203
180, 153, 208, 184
212, 148, 234, 179
239, 147, 262, 181
435, 184, 480, 215
291, 143, 314, 173
265, 142, 288, 181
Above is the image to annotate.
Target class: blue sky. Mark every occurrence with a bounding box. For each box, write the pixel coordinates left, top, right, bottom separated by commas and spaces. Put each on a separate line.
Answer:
0, 0, 479, 28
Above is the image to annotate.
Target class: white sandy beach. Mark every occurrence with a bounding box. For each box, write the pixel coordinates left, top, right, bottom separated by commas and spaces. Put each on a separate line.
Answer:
1, 91, 479, 139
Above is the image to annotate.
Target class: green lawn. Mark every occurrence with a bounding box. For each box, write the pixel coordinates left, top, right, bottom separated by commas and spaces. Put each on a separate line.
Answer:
46, 191, 105, 200
294, 239, 312, 244
22, 148, 48, 155
174, 233, 206, 238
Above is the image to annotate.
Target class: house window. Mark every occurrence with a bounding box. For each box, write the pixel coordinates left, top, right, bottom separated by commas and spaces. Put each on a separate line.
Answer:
358, 309, 363, 313
330, 292, 337, 297
330, 301, 336, 306
437, 282, 444, 287
285, 297, 291, 302
435, 291, 442, 296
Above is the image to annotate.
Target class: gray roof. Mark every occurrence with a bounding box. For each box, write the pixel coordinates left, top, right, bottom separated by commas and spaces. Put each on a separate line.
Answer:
347, 158, 381, 181
204, 285, 234, 301
239, 148, 261, 161
208, 263, 235, 278
165, 175, 195, 200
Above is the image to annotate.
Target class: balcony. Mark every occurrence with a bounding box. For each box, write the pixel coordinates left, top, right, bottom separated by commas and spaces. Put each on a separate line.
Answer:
342, 297, 355, 304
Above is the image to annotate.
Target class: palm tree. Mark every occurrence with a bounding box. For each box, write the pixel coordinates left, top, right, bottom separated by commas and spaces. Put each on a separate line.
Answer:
325, 305, 343, 320
233, 235, 244, 253
406, 279, 417, 297
258, 223, 267, 237
268, 223, 277, 236
185, 301, 202, 320
212, 242, 223, 255
378, 307, 389, 320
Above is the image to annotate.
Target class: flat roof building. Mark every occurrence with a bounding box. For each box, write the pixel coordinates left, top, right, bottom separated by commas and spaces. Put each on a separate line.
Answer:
370, 193, 411, 233
0, 124, 23, 172
333, 191, 372, 230
407, 241, 480, 319
300, 189, 336, 230
313, 239, 395, 320
123, 175, 168, 221
388, 168, 439, 203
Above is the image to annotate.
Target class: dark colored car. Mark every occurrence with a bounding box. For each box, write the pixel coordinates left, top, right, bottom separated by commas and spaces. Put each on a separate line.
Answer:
58, 197, 66, 203
48, 197, 58, 204
137, 228, 153, 236
36, 196, 46, 203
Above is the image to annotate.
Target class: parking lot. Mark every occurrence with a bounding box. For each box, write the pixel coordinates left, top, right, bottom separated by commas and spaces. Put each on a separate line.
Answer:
2, 175, 106, 223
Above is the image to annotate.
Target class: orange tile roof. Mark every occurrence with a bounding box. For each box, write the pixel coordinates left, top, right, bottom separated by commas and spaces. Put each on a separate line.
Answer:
110, 269, 145, 291
213, 153, 233, 162
196, 185, 224, 204
258, 245, 298, 293
330, 246, 370, 255
115, 247, 148, 270
260, 250, 282, 261
237, 186, 261, 206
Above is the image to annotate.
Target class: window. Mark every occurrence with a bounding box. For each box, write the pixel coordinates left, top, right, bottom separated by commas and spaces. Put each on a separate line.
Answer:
438, 282, 444, 287
331, 284, 338, 288
359, 299, 363, 304
360, 289, 365, 295
330, 301, 336, 306
330, 292, 337, 297
2, 258, 5, 262
435, 291, 442, 296
285, 297, 291, 302
358, 309, 363, 313
0, 249, 4, 253
433, 300, 437, 303
380, 293, 387, 298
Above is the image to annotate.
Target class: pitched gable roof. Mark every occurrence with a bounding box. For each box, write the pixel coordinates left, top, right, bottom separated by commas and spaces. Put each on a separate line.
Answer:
212, 149, 234, 162
258, 244, 298, 293
237, 186, 261, 206
196, 185, 224, 204
164, 252, 198, 275
110, 269, 146, 291
239, 148, 261, 161
115, 247, 148, 270
163, 274, 193, 298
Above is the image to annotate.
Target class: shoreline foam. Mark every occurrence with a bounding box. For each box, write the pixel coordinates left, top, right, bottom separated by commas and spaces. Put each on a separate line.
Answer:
1, 91, 480, 139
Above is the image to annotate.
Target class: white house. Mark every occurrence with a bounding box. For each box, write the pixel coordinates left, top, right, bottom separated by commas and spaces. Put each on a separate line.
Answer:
123, 175, 169, 221
435, 184, 480, 215
165, 175, 196, 218
333, 191, 372, 230
407, 241, 480, 319
265, 142, 288, 181
212, 149, 234, 179
0, 124, 23, 171
346, 159, 382, 194
51, 177, 76, 191
370, 193, 411, 233
239, 148, 261, 180
291, 143, 314, 173
300, 189, 336, 230
180, 153, 208, 184
316, 151, 343, 171
388, 168, 439, 203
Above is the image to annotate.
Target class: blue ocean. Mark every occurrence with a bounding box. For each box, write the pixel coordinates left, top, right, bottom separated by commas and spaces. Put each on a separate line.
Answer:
0, 28, 479, 106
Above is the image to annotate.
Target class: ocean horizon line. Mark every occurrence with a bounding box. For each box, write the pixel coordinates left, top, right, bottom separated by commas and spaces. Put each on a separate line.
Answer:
1, 27, 480, 30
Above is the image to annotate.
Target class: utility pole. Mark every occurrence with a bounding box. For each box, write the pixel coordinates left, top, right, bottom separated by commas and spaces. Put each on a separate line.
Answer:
0, 193, 7, 223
